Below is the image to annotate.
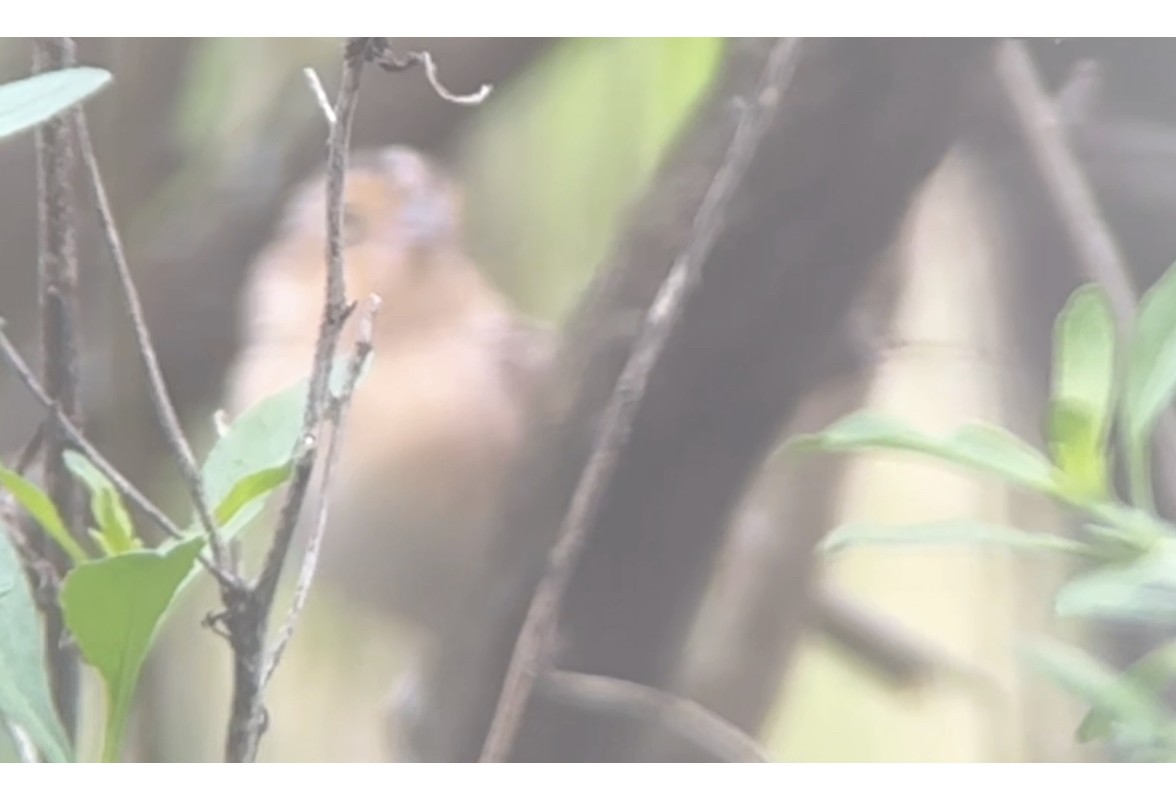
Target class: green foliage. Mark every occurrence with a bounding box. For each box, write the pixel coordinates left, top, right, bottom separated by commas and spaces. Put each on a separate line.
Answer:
1122, 263, 1176, 509
0, 67, 111, 141
61, 536, 205, 763
0, 359, 335, 761
1048, 285, 1117, 501
0, 465, 87, 565
821, 520, 1093, 558
0, 523, 73, 762
63, 451, 140, 556
792, 269, 1176, 760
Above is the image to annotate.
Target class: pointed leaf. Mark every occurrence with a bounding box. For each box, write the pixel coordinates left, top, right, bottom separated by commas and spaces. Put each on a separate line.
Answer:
1055, 546, 1176, 623
0, 523, 73, 762
61, 536, 205, 762
1123, 262, 1176, 491
0, 465, 87, 565
1021, 637, 1171, 750
788, 411, 1062, 498
63, 451, 139, 555
820, 520, 1092, 557
1079, 640, 1176, 742
0, 67, 112, 140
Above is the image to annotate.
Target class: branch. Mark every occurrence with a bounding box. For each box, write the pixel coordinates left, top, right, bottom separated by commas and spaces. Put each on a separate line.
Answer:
222, 37, 367, 764
477, 38, 805, 764
0, 325, 208, 551
72, 109, 230, 574
538, 670, 768, 763
261, 294, 380, 688
32, 37, 83, 741
367, 40, 493, 105
992, 40, 1176, 510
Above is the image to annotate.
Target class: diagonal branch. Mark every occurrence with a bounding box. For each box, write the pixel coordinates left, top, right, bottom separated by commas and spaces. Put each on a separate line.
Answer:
477, 38, 805, 764
72, 107, 229, 573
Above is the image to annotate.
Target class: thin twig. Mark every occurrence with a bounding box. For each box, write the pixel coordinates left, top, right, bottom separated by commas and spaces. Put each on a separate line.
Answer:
992, 40, 1176, 510
368, 41, 493, 105
14, 422, 46, 476
222, 37, 367, 764
32, 37, 83, 742
262, 294, 380, 687
0, 325, 188, 545
539, 670, 768, 763
477, 37, 804, 763
71, 110, 230, 572
301, 67, 337, 126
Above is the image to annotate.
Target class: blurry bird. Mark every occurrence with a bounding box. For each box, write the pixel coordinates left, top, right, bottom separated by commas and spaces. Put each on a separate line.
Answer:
224, 145, 553, 642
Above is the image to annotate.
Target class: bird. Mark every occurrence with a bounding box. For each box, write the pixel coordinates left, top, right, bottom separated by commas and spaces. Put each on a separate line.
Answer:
223, 145, 553, 645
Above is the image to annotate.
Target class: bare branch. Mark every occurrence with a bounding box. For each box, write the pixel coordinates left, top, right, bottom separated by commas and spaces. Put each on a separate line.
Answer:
477, 38, 804, 763
301, 67, 337, 126
223, 37, 366, 764
32, 37, 83, 740
539, 670, 768, 763
0, 324, 222, 557
262, 294, 380, 688
71, 110, 229, 571
368, 41, 492, 105
992, 39, 1176, 511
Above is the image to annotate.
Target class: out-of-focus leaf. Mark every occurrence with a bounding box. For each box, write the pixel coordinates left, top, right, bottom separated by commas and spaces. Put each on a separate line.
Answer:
1021, 637, 1173, 755
0, 466, 87, 565
1046, 285, 1117, 501
788, 411, 1063, 499
0, 523, 73, 762
63, 451, 140, 555
0, 67, 111, 140
1055, 546, 1176, 624
1122, 261, 1176, 509
820, 520, 1092, 557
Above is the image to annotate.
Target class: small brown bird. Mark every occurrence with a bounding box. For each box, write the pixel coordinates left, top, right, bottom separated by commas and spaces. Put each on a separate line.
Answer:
225, 146, 551, 638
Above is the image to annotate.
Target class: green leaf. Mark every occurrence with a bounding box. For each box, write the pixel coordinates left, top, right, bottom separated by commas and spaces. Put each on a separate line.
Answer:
0, 465, 87, 565
61, 535, 205, 763
62, 451, 140, 555
1055, 546, 1176, 623
1021, 637, 1172, 751
820, 520, 1093, 557
0, 523, 74, 762
1079, 639, 1176, 743
0, 67, 112, 141
788, 411, 1063, 498
1122, 262, 1176, 510
1047, 285, 1117, 501
213, 463, 293, 528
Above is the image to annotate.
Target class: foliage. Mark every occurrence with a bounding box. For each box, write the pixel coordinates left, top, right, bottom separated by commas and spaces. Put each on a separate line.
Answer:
790, 264, 1176, 761
0, 375, 311, 761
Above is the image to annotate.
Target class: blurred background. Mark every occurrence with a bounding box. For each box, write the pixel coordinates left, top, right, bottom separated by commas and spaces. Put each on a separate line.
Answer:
1, 37, 1175, 762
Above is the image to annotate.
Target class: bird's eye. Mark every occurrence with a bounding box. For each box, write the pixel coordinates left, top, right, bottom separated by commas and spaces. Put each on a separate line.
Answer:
343, 204, 367, 246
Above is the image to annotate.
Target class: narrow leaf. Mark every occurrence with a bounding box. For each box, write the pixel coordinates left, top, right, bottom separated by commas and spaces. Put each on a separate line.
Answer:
0, 465, 87, 565
788, 411, 1062, 498
1123, 261, 1176, 508
61, 536, 205, 762
1079, 640, 1176, 742
1021, 637, 1171, 751
0, 67, 112, 140
820, 520, 1093, 557
0, 522, 73, 762
1047, 284, 1117, 500
213, 463, 293, 528
1055, 546, 1176, 624
62, 451, 139, 555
